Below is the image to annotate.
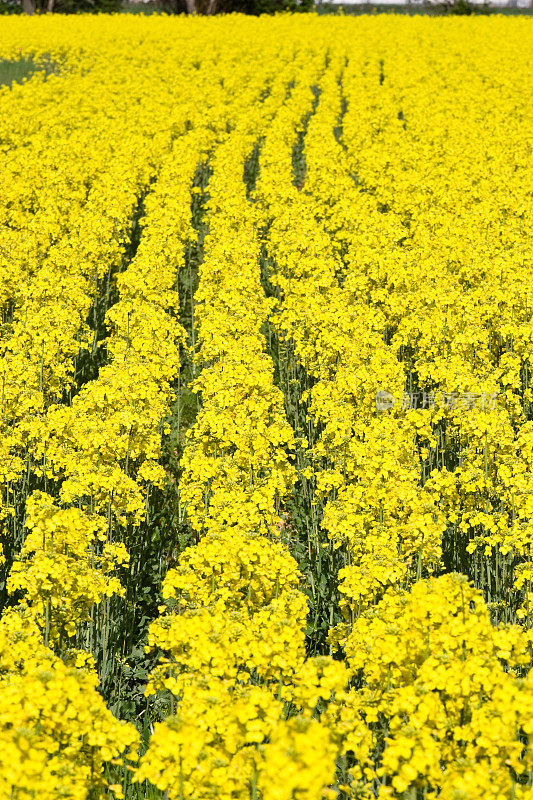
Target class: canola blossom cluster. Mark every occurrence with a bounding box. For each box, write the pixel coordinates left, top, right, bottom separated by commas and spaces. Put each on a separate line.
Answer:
0, 13, 532, 800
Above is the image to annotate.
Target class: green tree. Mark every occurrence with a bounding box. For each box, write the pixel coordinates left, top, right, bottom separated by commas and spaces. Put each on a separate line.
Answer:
17, 0, 121, 13
157, 0, 313, 14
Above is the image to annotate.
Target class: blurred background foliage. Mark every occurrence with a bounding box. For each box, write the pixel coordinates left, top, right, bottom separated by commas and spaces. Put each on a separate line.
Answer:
4, 0, 530, 17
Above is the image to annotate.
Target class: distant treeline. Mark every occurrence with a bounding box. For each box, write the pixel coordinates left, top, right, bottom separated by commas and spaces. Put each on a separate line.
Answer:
317, 1, 532, 13
0, 0, 312, 13
2, 0, 532, 18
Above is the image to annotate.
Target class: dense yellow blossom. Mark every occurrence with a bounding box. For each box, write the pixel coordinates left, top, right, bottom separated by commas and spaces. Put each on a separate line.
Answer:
0, 13, 531, 800
0, 606, 138, 800
8, 491, 128, 643
257, 716, 339, 800
340, 575, 533, 796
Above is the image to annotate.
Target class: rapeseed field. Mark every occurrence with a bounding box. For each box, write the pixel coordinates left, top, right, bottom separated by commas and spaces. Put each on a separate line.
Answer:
0, 13, 532, 799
